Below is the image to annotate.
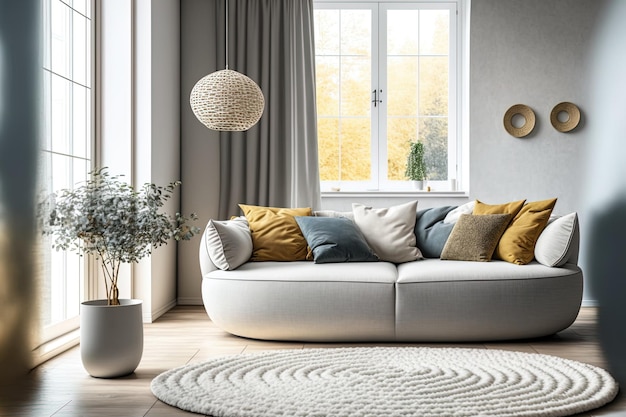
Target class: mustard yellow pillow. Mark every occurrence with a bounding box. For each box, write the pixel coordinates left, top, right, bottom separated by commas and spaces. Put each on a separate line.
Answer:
239, 204, 312, 261
473, 199, 526, 218
495, 198, 557, 265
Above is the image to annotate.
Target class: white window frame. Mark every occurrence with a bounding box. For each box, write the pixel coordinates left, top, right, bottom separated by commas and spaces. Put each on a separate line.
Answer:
314, 0, 468, 194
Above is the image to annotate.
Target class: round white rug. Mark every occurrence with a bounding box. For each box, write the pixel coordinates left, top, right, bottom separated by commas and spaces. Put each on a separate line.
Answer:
151, 347, 618, 417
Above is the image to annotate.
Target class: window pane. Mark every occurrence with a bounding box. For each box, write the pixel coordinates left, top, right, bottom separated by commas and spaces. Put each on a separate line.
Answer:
340, 118, 370, 181
51, 75, 71, 155
51, 0, 71, 78
419, 56, 448, 116
315, 56, 340, 116
340, 10, 370, 55
314, 9, 339, 55
387, 56, 418, 117
73, 11, 88, 86
387, 118, 418, 180
318, 118, 340, 181
419, 117, 448, 181
419, 10, 449, 55
73, 84, 88, 158
341, 56, 370, 117
387, 10, 419, 55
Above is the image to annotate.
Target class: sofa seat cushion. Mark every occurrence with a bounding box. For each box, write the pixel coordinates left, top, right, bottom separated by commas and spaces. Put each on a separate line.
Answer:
395, 259, 582, 341
203, 261, 398, 342
397, 258, 579, 283
207, 260, 398, 284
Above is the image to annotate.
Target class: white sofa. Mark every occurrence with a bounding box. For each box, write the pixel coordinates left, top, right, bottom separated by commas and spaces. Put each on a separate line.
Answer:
199, 203, 582, 342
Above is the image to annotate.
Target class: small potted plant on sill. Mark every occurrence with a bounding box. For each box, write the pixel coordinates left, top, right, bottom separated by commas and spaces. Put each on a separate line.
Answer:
39, 167, 200, 378
405, 141, 427, 190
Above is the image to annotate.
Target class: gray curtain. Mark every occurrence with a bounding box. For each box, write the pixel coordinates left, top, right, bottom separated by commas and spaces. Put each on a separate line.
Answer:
211, 0, 321, 219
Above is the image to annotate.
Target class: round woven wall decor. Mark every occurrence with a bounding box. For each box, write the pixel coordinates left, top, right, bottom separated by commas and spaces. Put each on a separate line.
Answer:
503, 104, 536, 138
551, 102, 581, 132
190, 69, 265, 132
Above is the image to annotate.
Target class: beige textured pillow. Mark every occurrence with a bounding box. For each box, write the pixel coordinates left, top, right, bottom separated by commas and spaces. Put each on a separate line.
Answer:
352, 201, 422, 263
441, 214, 512, 262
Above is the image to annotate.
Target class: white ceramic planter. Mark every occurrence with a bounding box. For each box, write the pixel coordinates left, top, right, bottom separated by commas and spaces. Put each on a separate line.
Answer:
80, 299, 143, 378
412, 180, 424, 190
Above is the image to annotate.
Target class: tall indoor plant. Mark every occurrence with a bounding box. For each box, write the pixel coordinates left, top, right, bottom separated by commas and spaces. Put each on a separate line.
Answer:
405, 141, 427, 189
39, 167, 200, 377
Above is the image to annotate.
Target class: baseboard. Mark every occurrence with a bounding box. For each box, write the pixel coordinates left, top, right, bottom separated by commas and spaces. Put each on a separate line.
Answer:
144, 299, 177, 323
177, 296, 203, 305
31, 329, 80, 368
582, 299, 598, 307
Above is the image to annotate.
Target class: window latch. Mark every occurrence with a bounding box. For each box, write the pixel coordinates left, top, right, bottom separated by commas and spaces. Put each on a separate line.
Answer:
372, 89, 383, 107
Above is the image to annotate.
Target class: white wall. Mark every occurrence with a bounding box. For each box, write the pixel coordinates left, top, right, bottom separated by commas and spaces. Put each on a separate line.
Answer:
178, 0, 221, 306
99, 0, 181, 321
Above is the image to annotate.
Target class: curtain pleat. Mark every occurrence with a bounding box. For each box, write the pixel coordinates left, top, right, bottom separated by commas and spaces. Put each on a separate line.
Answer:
215, 0, 321, 219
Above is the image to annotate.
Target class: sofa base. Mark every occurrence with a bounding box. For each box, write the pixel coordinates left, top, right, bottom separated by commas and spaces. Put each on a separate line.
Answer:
201, 260, 583, 342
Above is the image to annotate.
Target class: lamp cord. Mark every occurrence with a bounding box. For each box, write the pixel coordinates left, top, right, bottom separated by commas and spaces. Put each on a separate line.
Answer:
225, 0, 229, 70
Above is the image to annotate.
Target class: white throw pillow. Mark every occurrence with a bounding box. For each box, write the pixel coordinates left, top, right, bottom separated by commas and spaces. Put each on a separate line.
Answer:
204, 217, 252, 270
352, 201, 423, 263
443, 200, 476, 224
534, 212, 578, 267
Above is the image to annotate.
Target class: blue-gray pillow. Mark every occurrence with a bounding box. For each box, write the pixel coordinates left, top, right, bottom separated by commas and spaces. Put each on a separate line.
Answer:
414, 206, 457, 258
295, 216, 378, 263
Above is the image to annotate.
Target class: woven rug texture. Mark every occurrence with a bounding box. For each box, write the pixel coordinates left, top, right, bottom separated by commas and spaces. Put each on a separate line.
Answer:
151, 347, 618, 417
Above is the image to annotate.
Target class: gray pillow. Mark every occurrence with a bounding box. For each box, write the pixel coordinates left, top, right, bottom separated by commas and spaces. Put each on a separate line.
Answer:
295, 216, 378, 263
414, 206, 457, 258
204, 217, 252, 270
441, 214, 511, 262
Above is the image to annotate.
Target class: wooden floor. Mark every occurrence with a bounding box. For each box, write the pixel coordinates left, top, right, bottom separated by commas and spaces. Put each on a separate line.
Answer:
1, 306, 623, 417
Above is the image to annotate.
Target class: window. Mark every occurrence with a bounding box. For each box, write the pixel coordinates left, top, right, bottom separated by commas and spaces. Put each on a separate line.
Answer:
37, 0, 94, 355
314, 1, 464, 192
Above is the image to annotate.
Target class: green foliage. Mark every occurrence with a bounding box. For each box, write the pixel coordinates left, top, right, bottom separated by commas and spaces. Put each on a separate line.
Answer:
39, 168, 200, 305
405, 141, 427, 181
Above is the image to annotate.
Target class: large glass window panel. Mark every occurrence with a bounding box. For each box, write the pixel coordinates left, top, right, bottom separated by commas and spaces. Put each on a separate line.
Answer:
38, 0, 93, 353
314, 5, 374, 186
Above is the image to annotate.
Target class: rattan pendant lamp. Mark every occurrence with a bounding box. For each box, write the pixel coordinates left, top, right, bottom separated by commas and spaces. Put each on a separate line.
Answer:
190, 0, 265, 131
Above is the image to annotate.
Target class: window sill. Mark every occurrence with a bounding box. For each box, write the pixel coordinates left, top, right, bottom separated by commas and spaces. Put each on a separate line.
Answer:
321, 190, 469, 198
